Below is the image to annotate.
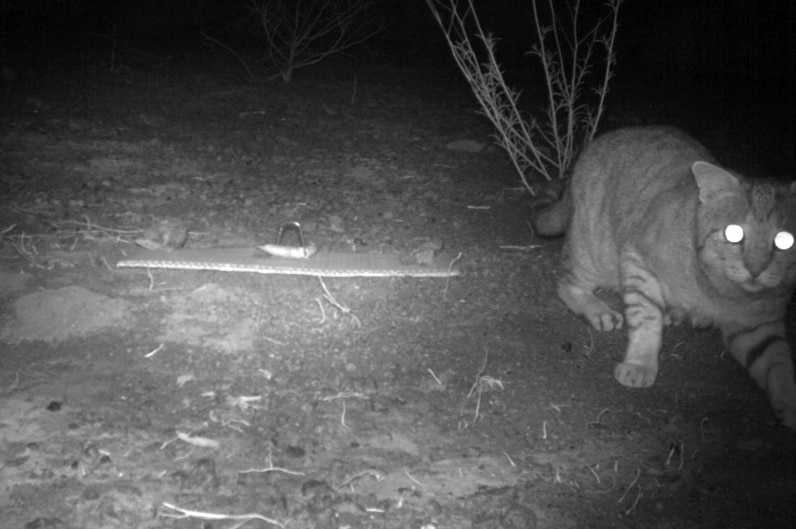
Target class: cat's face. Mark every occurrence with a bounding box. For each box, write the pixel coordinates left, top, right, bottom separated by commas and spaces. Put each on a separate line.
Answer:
697, 171, 796, 295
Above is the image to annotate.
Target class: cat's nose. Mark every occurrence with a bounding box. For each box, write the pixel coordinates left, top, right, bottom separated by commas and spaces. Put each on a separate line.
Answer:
743, 249, 771, 278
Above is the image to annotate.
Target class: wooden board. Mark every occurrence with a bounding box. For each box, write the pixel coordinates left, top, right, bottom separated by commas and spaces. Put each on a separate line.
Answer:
117, 247, 461, 278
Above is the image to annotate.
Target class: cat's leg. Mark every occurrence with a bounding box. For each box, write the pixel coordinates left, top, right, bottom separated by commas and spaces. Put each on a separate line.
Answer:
721, 322, 796, 429
614, 254, 665, 387
557, 273, 623, 331
556, 240, 623, 331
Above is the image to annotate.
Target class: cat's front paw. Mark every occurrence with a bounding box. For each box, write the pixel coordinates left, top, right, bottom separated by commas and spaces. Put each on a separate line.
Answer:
557, 282, 623, 331
585, 309, 623, 331
614, 362, 657, 388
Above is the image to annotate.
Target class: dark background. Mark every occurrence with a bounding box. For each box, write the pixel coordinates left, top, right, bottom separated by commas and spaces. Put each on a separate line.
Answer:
2, 0, 794, 171
2, 0, 792, 68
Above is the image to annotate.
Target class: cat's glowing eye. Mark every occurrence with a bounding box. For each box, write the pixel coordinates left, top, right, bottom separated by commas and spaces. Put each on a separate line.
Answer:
724, 224, 744, 243
774, 231, 794, 250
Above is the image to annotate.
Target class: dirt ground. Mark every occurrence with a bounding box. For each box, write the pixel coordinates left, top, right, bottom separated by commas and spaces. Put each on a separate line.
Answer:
1, 48, 795, 529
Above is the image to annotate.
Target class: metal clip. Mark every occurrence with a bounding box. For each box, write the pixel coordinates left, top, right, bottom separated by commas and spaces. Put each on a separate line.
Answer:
258, 221, 318, 259
276, 221, 307, 247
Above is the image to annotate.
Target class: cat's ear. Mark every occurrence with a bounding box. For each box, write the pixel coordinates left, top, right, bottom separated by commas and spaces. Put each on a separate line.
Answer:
692, 161, 739, 203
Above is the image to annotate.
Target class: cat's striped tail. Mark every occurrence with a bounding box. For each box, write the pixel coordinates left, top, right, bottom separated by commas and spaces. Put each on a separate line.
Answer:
529, 178, 572, 237
722, 321, 796, 429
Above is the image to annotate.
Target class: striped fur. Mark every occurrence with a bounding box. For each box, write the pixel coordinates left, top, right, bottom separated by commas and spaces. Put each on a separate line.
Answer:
531, 127, 796, 428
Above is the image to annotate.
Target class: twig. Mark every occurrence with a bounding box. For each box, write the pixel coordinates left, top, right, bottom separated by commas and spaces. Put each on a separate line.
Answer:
592, 474, 617, 494
467, 347, 502, 422
665, 439, 684, 470
319, 392, 367, 401
443, 251, 462, 301
146, 268, 154, 291
586, 407, 612, 428
200, 30, 256, 79
56, 217, 141, 234
160, 502, 285, 527
404, 469, 422, 487
340, 400, 347, 428
624, 485, 643, 515
586, 464, 601, 485
144, 344, 165, 358
315, 297, 327, 324
499, 245, 542, 251
8, 234, 45, 268
262, 335, 286, 346
467, 346, 490, 398
239, 447, 306, 476
250, 0, 383, 82
239, 465, 305, 476
335, 469, 385, 490
318, 277, 361, 327
618, 466, 641, 503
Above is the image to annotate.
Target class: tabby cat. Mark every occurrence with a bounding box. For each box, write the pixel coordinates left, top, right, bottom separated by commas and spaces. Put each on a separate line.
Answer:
531, 127, 796, 428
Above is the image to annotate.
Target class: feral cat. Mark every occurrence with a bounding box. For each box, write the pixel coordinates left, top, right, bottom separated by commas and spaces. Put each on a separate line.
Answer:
531, 127, 796, 428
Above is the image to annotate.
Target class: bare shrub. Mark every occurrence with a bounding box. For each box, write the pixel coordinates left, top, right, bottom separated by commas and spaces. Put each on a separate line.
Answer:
250, 0, 383, 82
427, 0, 622, 192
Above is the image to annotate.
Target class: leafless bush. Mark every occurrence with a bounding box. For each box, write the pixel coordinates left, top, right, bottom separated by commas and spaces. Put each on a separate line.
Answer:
250, 0, 383, 82
427, 0, 622, 192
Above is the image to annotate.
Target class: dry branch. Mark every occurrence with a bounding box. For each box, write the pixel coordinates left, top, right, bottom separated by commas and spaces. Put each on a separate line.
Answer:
427, 0, 622, 192
250, 0, 383, 82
